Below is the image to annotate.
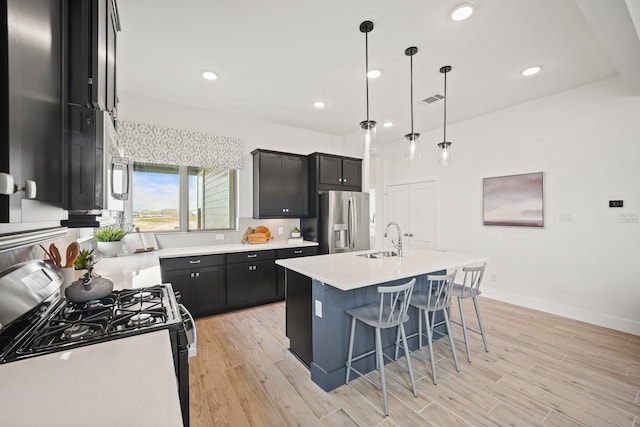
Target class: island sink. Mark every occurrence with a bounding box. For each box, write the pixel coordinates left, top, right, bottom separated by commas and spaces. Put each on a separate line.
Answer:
357, 250, 399, 259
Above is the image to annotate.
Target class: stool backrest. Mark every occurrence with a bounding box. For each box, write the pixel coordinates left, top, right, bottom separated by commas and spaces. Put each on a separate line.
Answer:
459, 263, 486, 298
426, 270, 457, 311
377, 278, 416, 328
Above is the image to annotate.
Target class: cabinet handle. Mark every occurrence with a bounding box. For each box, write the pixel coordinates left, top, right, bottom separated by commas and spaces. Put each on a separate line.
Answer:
343, 179, 347, 183
190, 273, 194, 278
196, 272, 200, 278
248, 265, 256, 271
293, 250, 303, 254
409, 233, 414, 237
338, 178, 342, 182
247, 254, 257, 258
189, 260, 201, 264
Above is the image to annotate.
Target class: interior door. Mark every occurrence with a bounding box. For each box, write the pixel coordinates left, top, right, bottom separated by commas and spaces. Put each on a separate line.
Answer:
410, 181, 436, 249
386, 181, 437, 250
386, 186, 411, 249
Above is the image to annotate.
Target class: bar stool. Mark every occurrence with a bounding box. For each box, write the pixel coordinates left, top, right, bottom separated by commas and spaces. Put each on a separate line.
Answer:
345, 278, 417, 416
400, 271, 459, 385
449, 263, 489, 362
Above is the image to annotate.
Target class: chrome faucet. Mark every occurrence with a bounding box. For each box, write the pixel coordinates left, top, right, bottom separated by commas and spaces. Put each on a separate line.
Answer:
383, 221, 403, 257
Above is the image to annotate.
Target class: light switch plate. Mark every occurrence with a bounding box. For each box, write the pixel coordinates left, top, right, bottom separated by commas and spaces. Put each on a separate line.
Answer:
315, 300, 323, 318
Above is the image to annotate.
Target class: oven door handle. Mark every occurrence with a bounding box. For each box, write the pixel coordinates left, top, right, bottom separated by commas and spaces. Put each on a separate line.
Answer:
179, 304, 197, 359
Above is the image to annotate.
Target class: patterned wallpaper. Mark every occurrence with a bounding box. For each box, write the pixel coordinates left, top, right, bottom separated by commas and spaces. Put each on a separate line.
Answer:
116, 120, 243, 169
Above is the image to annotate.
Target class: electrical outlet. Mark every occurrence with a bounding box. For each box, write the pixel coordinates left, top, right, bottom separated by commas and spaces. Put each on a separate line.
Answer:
315, 300, 323, 318
215, 234, 225, 240
278, 227, 284, 235
617, 212, 639, 223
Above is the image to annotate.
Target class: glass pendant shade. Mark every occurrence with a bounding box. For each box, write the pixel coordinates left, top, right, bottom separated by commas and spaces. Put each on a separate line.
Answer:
438, 141, 451, 166
360, 120, 377, 153
405, 133, 421, 161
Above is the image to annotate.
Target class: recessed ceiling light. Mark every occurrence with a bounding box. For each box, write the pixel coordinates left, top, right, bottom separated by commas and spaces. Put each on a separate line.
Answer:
367, 69, 382, 79
451, 3, 474, 21
383, 122, 393, 128
313, 101, 326, 109
202, 70, 218, 80
522, 66, 541, 76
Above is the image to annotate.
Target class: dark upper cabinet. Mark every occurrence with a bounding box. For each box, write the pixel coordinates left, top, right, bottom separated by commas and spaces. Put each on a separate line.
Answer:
1, 0, 65, 224
68, 0, 120, 116
311, 153, 362, 191
252, 149, 308, 218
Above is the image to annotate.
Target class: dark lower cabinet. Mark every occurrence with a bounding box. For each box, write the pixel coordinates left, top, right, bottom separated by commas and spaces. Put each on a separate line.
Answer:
226, 250, 277, 308
285, 269, 314, 367
276, 246, 318, 299
160, 255, 225, 318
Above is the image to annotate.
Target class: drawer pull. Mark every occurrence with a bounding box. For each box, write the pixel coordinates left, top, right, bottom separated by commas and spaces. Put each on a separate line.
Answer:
189, 260, 201, 264
247, 254, 257, 258
293, 250, 303, 254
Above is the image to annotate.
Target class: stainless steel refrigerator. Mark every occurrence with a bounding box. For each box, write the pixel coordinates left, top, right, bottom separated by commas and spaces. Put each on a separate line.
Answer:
303, 191, 370, 254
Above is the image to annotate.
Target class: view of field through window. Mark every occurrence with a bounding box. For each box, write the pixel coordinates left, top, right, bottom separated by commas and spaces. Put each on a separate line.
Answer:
132, 162, 235, 232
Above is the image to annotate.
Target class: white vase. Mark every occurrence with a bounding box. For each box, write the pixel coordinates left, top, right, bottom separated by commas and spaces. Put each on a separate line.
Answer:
97, 240, 123, 258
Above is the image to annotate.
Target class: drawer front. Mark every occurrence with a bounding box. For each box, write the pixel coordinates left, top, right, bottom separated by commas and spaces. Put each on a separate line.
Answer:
276, 246, 318, 259
160, 254, 225, 271
227, 249, 275, 264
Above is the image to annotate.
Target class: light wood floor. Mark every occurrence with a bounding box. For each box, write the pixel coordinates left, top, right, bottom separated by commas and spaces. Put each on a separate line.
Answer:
189, 298, 640, 426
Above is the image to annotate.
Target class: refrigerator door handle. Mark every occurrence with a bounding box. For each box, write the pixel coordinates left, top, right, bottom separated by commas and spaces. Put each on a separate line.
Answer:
350, 196, 357, 249
347, 198, 352, 248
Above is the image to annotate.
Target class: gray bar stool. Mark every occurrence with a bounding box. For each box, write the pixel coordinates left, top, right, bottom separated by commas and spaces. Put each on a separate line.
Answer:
399, 271, 459, 385
345, 278, 417, 416
449, 263, 489, 362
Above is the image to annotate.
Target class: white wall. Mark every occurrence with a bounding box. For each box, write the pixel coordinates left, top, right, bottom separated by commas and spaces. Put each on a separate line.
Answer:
118, 93, 344, 218
381, 76, 640, 335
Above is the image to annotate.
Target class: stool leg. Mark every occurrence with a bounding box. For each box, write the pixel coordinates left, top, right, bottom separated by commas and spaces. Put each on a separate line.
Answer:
394, 325, 401, 360
418, 308, 424, 349
345, 317, 357, 384
473, 296, 489, 352
399, 323, 417, 397
424, 309, 437, 384
443, 307, 460, 372
458, 296, 471, 362
375, 327, 388, 416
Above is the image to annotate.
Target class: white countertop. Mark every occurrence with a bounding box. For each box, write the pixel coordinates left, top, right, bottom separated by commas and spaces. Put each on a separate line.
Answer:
275, 248, 488, 291
94, 240, 318, 290
0, 330, 183, 427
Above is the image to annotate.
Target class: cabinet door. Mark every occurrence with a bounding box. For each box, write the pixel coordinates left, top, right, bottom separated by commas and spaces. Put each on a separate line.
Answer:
251, 259, 277, 303
257, 152, 284, 217
162, 269, 194, 313
193, 265, 225, 316
318, 156, 341, 186
283, 155, 307, 216
341, 158, 362, 189
226, 262, 251, 307
105, 0, 118, 114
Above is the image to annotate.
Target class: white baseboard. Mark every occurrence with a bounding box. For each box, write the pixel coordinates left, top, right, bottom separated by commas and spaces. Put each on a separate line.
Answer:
481, 288, 640, 336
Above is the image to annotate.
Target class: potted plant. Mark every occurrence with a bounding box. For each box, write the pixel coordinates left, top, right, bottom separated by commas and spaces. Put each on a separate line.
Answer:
94, 227, 126, 258
291, 227, 301, 238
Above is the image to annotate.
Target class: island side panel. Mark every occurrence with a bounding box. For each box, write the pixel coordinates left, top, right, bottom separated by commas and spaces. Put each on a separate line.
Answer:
310, 274, 444, 392
285, 269, 313, 366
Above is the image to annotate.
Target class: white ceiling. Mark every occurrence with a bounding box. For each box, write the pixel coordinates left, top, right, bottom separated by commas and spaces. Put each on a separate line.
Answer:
116, 0, 640, 144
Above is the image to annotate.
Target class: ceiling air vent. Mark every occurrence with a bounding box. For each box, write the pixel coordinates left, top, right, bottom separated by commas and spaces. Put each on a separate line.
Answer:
420, 94, 444, 105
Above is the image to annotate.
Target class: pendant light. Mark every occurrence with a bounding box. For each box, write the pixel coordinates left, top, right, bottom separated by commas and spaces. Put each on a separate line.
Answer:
404, 46, 420, 161
438, 65, 452, 166
359, 21, 376, 153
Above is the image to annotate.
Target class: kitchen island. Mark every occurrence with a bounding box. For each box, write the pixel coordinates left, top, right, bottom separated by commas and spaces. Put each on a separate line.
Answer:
276, 248, 488, 392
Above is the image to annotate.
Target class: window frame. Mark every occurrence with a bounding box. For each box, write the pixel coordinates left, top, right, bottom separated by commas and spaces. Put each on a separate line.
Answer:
129, 162, 239, 233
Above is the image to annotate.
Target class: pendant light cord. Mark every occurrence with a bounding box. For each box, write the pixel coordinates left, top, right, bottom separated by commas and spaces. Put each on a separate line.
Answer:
365, 30, 370, 122
443, 70, 447, 142
410, 53, 414, 134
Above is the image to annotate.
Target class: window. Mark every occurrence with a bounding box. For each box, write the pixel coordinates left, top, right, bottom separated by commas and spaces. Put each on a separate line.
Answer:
131, 162, 237, 232
188, 167, 236, 230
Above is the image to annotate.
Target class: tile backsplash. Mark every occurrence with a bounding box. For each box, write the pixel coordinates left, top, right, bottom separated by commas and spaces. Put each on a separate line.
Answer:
154, 217, 300, 248
0, 229, 79, 272
0, 217, 301, 271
